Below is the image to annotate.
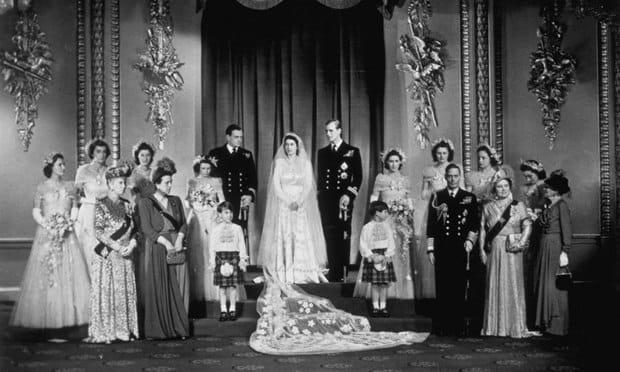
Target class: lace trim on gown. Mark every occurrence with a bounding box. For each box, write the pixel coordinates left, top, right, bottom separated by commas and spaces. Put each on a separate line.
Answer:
249, 274, 428, 355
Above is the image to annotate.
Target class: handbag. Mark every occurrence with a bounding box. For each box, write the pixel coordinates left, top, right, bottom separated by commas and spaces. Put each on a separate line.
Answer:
166, 250, 186, 265
505, 233, 523, 253
555, 266, 572, 291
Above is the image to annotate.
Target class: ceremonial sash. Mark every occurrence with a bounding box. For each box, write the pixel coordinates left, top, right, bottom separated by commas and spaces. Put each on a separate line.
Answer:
484, 200, 518, 252
94, 214, 131, 257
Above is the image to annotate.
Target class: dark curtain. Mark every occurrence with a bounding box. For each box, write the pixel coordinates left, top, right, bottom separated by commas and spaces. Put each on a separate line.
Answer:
201, 0, 385, 262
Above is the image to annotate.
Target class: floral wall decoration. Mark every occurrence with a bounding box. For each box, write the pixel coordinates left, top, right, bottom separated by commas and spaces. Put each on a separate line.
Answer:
0, 6, 53, 151
527, 0, 576, 150
133, 0, 184, 150
396, 0, 446, 149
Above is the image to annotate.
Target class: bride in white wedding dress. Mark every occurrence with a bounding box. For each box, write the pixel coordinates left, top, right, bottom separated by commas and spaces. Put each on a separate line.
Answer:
257, 133, 328, 284
251, 133, 428, 355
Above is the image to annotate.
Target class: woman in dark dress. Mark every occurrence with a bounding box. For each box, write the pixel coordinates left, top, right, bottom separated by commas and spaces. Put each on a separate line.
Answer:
138, 158, 189, 339
534, 170, 572, 336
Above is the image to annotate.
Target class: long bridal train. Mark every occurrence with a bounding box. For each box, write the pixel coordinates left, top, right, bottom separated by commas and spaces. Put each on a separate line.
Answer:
249, 271, 428, 355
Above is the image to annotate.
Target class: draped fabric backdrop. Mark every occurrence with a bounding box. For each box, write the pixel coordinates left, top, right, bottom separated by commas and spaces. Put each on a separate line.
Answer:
201, 0, 385, 264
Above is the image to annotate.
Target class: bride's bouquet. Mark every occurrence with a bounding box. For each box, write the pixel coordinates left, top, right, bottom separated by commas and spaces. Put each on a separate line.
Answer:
42, 212, 73, 286
45, 212, 73, 249
387, 198, 415, 262
189, 186, 215, 211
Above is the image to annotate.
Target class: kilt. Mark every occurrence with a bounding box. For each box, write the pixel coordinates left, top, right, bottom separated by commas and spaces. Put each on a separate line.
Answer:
361, 249, 396, 284
213, 251, 244, 288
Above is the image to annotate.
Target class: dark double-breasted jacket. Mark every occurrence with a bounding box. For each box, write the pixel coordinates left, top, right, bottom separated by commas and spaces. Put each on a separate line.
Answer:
206, 145, 258, 221
317, 142, 363, 227
427, 188, 479, 253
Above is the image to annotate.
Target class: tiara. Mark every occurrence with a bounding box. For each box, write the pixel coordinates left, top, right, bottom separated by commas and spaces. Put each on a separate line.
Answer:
431, 137, 455, 152
380, 147, 407, 164
192, 155, 206, 167
132, 139, 156, 156
520, 159, 544, 172
43, 152, 62, 166
105, 160, 133, 180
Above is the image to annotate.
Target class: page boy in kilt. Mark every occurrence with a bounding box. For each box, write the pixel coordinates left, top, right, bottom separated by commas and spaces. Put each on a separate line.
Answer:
359, 201, 396, 317
209, 202, 248, 322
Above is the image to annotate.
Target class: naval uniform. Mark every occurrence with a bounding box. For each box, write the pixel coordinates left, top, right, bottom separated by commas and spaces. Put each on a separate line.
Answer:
206, 145, 258, 230
317, 141, 362, 281
426, 188, 479, 336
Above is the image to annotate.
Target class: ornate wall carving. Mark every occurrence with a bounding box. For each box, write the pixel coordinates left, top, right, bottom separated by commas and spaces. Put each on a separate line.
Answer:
598, 21, 612, 237
110, 0, 120, 161
493, 0, 503, 158
76, 0, 87, 164
461, 0, 473, 172
91, 0, 105, 139
475, 0, 490, 146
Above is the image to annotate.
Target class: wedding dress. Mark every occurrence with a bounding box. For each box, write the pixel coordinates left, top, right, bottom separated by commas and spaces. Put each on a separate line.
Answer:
257, 133, 328, 284
251, 134, 428, 355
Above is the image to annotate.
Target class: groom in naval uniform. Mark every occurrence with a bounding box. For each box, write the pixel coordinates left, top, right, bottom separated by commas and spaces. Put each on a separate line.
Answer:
317, 119, 363, 282
207, 124, 258, 232
426, 164, 479, 336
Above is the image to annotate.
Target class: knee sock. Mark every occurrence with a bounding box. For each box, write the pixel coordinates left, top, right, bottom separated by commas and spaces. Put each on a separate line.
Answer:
228, 287, 237, 311
219, 288, 228, 312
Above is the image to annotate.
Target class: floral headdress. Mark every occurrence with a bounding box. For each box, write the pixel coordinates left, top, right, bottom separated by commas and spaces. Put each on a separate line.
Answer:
431, 137, 455, 152
105, 160, 133, 180
192, 155, 206, 168
477, 143, 501, 164
43, 151, 62, 166
380, 147, 407, 165
131, 139, 156, 157
520, 159, 544, 173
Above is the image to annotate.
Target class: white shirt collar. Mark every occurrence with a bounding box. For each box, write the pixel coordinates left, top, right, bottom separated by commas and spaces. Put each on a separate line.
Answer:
226, 144, 237, 154
331, 138, 343, 151
448, 188, 459, 197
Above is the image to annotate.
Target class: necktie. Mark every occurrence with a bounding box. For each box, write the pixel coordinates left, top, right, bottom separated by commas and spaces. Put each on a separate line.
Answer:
331, 144, 337, 152
450, 191, 455, 198
233, 147, 238, 154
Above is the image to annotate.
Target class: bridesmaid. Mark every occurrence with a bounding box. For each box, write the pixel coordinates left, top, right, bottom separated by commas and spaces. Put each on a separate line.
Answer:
479, 178, 533, 338
75, 139, 110, 267
354, 148, 414, 299
414, 138, 459, 299
518, 159, 546, 329
127, 140, 156, 200
126, 140, 156, 332
10, 153, 90, 341
535, 170, 572, 336
186, 156, 225, 303
464, 144, 511, 206
138, 158, 189, 339
87, 162, 139, 343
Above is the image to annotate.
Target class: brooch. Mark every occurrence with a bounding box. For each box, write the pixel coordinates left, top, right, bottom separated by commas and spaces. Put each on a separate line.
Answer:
244, 153, 251, 159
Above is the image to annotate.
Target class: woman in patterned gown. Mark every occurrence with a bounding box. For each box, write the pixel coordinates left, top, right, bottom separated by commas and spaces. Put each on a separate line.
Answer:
138, 158, 189, 339
534, 170, 572, 336
354, 148, 414, 299
10, 153, 90, 340
75, 139, 110, 267
414, 138, 460, 299
86, 163, 139, 343
257, 133, 328, 284
186, 156, 228, 302
479, 177, 533, 338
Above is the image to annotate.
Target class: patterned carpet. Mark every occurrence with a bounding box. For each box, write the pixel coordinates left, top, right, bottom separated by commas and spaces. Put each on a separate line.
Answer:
1, 332, 595, 372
